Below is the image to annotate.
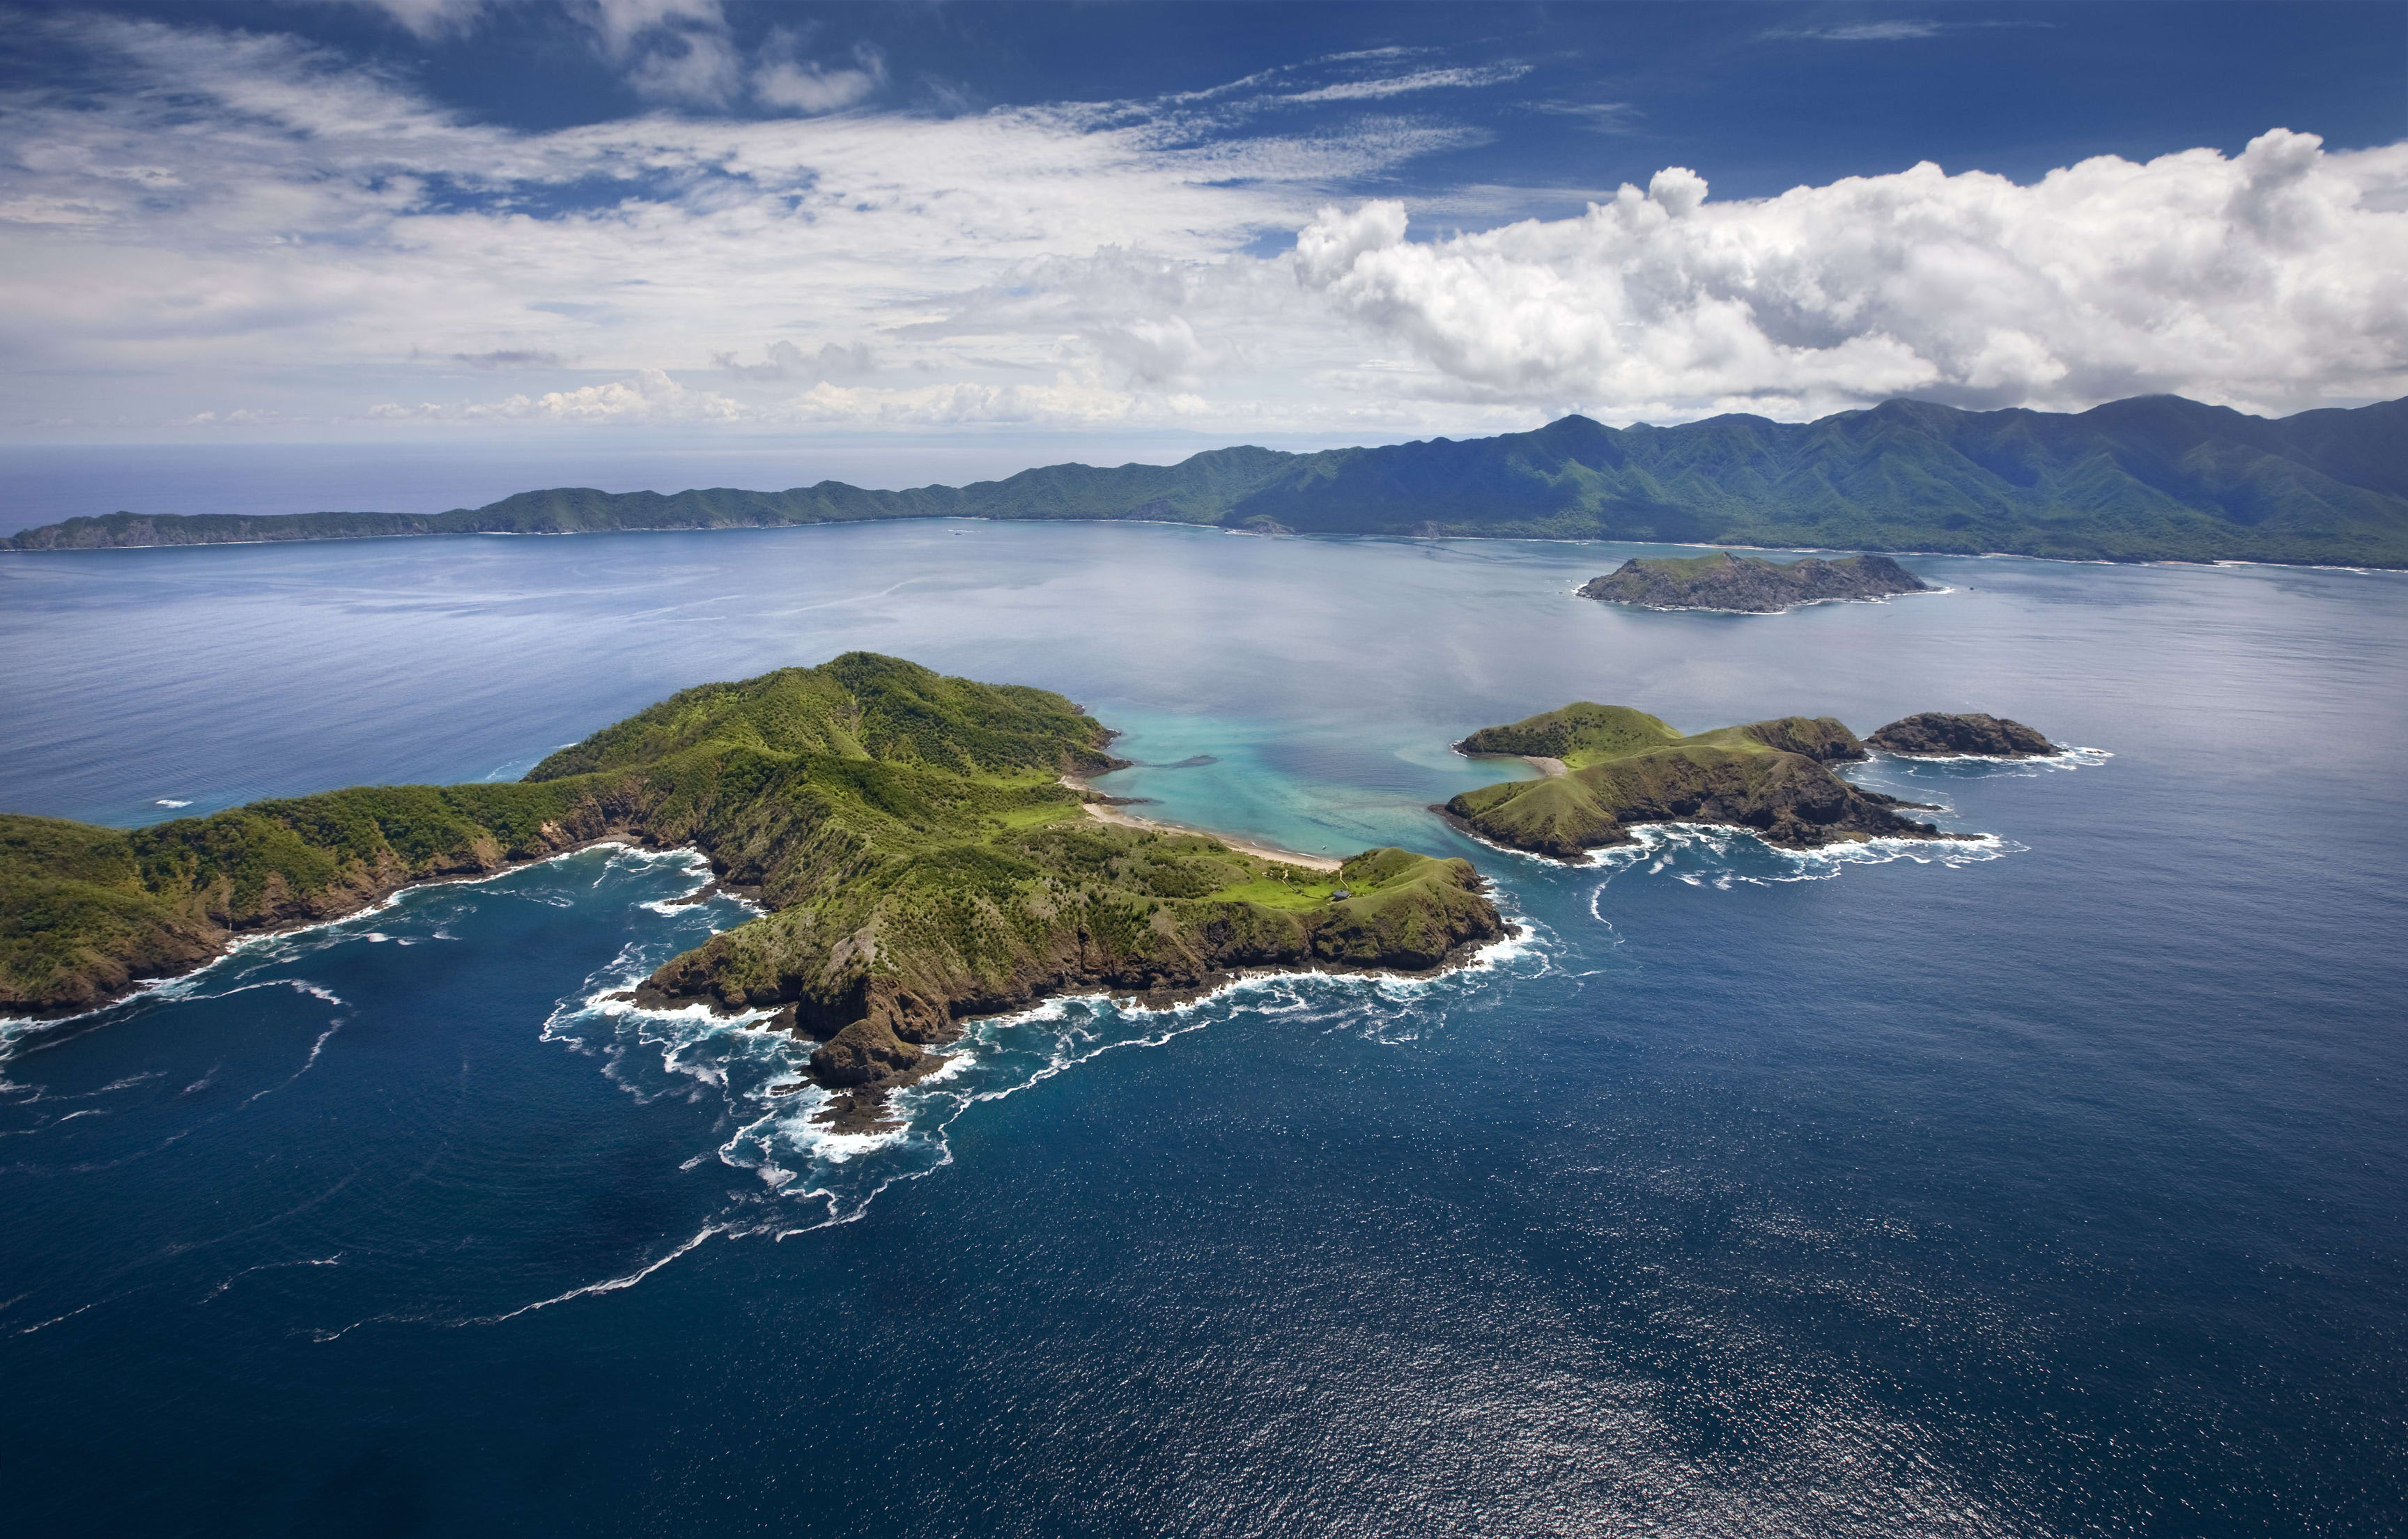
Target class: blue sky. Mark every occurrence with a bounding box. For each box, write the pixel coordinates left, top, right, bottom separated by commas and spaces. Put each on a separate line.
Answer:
2, 0, 2402, 452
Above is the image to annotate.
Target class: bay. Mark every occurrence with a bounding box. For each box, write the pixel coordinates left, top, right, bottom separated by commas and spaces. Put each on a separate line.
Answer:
1, 522, 2402, 1536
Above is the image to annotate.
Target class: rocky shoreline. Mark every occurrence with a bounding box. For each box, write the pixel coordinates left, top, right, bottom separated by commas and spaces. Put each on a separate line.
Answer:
1440, 707, 2039, 863
741, 925, 1518, 1135
0, 816, 667, 1024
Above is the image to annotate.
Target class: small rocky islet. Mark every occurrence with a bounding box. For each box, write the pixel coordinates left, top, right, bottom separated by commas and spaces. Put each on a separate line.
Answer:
0, 654, 1506, 1127
1580, 550, 1934, 612
1866, 711, 2056, 758
1443, 704, 2055, 861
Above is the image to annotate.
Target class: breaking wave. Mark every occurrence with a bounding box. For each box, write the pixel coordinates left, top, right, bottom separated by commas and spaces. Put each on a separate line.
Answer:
534, 894, 1559, 1268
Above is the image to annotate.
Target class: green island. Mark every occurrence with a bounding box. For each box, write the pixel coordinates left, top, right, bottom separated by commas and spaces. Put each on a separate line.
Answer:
1578, 551, 1934, 612
1442, 704, 2042, 860
8, 392, 2405, 567
0, 654, 1504, 1125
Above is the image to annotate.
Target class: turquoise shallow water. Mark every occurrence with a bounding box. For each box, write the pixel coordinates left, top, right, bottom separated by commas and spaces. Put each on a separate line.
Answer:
1, 524, 2404, 1535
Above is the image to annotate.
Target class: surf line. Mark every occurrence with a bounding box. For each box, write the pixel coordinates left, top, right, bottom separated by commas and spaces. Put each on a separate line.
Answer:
0, 842, 723, 1039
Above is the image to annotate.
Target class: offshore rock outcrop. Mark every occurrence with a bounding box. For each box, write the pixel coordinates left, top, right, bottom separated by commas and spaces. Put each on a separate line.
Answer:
1867, 712, 2056, 757
1446, 703, 1947, 861
1578, 551, 1934, 612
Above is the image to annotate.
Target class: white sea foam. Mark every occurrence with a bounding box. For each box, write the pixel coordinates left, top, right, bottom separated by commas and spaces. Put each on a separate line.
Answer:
15, 1299, 102, 1336
510, 890, 1562, 1285
1582, 822, 2016, 899
242, 1022, 345, 1105
0, 842, 713, 1046
468, 1224, 725, 1326
1868, 744, 2110, 770
201, 1253, 342, 1303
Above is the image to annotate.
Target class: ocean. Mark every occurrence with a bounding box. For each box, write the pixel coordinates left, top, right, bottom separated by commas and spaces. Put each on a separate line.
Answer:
2, 520, 2402, 1536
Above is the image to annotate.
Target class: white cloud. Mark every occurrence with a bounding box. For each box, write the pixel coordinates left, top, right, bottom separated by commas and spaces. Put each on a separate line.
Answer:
1759, 20, 2051, 43
569, 0, 743, 105
713, 339, 878, 382
1293, 131, 2408, 418
1279, 64, 1531, 105
372, 366, 741, 421
753, 40, 886, 115
1767, 21, 1946, 42
309, 0, 495, 40
782, 379, 1175, 427
0, 11, 2399, 443
0, 12, 1492, 435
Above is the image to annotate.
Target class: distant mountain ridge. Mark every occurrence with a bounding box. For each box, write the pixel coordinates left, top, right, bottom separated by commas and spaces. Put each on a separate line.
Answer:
11, 393, 2406, 566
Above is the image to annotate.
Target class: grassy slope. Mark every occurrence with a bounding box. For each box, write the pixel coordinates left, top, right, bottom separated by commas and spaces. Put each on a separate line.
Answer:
13, 396, 2405, 566
1447, 704, 1920, 858
1, 657, 1502, 1099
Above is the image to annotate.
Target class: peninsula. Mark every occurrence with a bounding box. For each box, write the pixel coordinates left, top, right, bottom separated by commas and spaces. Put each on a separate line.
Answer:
1579, 551, 1933, 612
8, 392, 2406, 568
1444, 702, 2046, 860
0, 655, 1504, 1121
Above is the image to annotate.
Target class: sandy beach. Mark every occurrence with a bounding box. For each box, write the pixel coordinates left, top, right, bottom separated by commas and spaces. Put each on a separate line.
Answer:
1058, 775, 1343, 872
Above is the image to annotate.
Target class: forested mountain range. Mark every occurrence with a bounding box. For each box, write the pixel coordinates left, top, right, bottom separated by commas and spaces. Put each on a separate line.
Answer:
12, 393, 2405, 567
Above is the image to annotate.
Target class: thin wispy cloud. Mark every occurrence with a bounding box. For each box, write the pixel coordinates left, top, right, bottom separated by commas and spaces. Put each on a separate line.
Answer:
0, 7, 2398, 438
1762, 18, 2053, 42
1281, 64, 1534, 105
1527, 100, 1644, 133
449, 350, 570, 370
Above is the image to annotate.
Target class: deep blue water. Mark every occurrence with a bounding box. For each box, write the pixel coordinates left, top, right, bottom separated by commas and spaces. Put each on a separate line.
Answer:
1, 524, 2402, 1536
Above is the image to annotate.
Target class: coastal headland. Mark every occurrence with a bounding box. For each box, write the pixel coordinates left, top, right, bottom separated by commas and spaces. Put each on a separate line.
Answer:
1446, 705, 2049, 860
0, 655, 1504, 1124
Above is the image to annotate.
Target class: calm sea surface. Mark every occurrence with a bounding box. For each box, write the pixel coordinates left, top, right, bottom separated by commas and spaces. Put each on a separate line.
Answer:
1, 523, 2402, 1536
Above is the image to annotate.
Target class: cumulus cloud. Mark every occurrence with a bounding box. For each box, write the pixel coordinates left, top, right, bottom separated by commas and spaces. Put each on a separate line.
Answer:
1, 9, 2400, 440
1293, 131, 2408, 418
753, 38, 886, 114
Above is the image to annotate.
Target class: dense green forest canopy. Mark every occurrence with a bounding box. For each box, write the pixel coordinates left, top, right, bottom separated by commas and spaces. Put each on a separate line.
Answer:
13, 394, 2405, 567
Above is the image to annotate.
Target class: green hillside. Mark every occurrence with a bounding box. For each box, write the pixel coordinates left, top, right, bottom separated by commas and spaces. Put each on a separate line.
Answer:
1449, 704, 1939, 859
12, 394, 2405, 566
0, 656, 1502, 1111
